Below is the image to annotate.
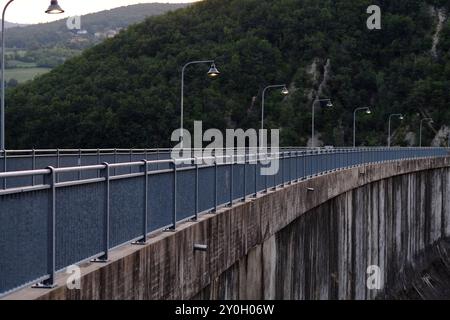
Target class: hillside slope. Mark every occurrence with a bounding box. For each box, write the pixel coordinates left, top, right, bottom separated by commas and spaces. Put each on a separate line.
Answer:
5, 3, 189, 50
0, 20, 27, 30
5, 0, 450, 148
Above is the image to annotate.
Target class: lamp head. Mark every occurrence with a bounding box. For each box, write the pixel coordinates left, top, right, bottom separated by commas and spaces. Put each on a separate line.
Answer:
326, 100, 333, 108
399, 115, 404, 120
207, 63, 220, 78
281, 86, 289, 95
46, 0, 64, 14
366, 108, 372, 114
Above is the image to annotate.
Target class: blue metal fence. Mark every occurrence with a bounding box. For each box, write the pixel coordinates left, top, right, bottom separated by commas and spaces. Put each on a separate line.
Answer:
0, 147, 449, 296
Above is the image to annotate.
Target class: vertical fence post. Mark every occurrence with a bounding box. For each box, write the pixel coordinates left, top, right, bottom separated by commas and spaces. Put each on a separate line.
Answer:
168, 160, 177, 230
2, 149, 6, 189
133, 160, 148, 245
194, 157, 199, 219
304, 150, 307, 179
229, 155, 233, 207
265, 152, 271, 193
97, 149, 101, 178
264, 152, 268, 193
78, 149, 82, 180
243, 153, 247, 201
32, 149, 36, 186
295, 151, 299, 182
56, 149, 60, 183
254, 152, 258, 198
156, 148, 159, 171
214, 156, 218, 212
33, 166, 57, 288
288, 152, 292, 184
129, 149, 133, 174
113, 148, 117, 176
281, 152, 285, 187
92, 163, 110, 262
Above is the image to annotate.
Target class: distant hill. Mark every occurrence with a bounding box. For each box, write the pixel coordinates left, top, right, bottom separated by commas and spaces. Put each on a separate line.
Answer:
0, 20, 27, 30
4, 3, 189, 50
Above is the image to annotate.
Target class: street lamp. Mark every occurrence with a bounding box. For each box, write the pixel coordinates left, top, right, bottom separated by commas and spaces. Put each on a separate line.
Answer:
261, 84, 288, 131
311, 98, 333, 148
45, 0, 64, 14
419, 117, 433, 147
353, 107, 371, 147
1, 0, 64, 151
388, 113, 404, 147
180, 60, 219, 148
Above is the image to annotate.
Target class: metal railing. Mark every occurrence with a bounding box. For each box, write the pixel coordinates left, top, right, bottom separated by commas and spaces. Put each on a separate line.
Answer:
0, 147, 448, 297
0, 147, 312, 189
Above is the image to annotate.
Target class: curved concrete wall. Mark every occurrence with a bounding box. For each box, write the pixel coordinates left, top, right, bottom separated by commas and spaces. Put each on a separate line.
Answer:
5, 157, 450, 300
195, 165, 450, 299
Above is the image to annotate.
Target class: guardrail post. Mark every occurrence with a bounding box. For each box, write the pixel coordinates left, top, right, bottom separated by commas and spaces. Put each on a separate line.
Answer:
32, 149, 36, 186
97, 149, 101, 178
253, 153, 258, 198
2, 149, 6, 189
113, 148, 117, 176
265, 152, 271, 193
129, 149, 133, 174
92, 163, 110, 262
194, 157, 199, 219
304, 150, 307, 179
32, 166, 57, 289
166, 160, 177, 230
281, 152, 285, 187
133, 160, 148, 245
78, 149, 82, 180
243, 153, 247, 201
295, 151, 299, 182
214, 156, 218, 212
156, 148, 159, 170
288, 152, 292, 184
229, 155, 233, 207
264, 152, 268, 193
56, 149, 60, 183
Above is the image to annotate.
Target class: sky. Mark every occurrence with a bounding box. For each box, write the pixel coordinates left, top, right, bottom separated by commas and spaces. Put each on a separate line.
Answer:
2, 0, 200, 24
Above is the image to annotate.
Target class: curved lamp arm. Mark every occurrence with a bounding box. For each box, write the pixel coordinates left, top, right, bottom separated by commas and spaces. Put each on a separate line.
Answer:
261, 84, 287, 131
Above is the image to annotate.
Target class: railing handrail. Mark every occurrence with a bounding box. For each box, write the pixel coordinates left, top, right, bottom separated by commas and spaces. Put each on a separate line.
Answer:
0, 147, 448, 186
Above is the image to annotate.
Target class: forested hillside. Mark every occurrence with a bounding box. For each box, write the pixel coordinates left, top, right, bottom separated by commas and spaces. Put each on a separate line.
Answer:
5, 0, 450, 148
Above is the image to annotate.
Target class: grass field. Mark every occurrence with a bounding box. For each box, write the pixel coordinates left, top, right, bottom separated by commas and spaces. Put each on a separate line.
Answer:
5, 67, 52, 83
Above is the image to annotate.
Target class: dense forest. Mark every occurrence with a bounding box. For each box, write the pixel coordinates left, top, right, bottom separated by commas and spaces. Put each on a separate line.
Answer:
4, 0, 450, 148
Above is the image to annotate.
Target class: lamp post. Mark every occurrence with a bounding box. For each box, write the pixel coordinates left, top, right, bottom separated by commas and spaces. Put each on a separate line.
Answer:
261, 84, 288, 131
1, 0, 64, 151
311, 98, 333, 148
388, 113, 404, 147
353, 107, 371, 147
180, 60, 219, 148
419, 117, 433, 147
